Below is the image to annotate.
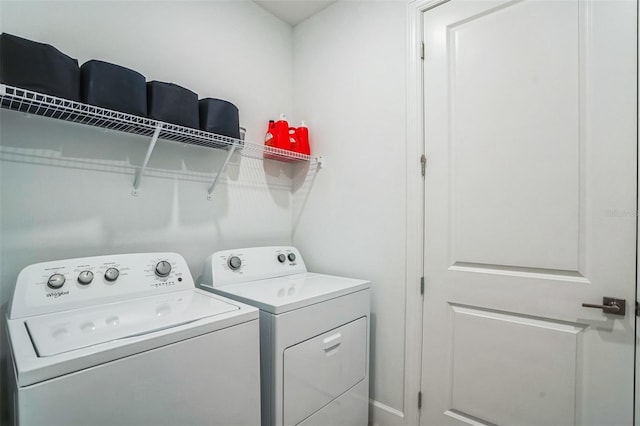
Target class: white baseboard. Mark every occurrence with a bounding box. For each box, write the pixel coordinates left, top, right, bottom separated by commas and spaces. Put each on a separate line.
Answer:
369, 399, 405, 426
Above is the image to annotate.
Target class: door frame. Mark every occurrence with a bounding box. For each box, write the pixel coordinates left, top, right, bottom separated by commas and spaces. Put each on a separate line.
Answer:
404, 1, 639, 425
403, 1, 448, 425
636, 3, 639, 425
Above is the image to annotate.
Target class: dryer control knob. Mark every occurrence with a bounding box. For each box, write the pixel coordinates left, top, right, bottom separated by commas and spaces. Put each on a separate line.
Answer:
287, 253, 296, 262
104, 267, 120, 282
155, 261, 172, 277
277, 254, 286, 263
77, 270, 94, 285
47, 273, 66, 289
228, 256, 242, 270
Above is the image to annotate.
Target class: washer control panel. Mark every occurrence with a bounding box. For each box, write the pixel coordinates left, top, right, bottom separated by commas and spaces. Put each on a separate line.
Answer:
9, 253, 193, 319
200, 246, 307, 288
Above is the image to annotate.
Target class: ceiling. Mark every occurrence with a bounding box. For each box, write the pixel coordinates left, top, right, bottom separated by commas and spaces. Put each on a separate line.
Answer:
254, 0, 337, 26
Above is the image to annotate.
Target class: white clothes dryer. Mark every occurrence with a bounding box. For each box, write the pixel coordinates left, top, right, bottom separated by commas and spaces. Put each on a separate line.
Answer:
6, 252, 261, 426
199, 246, 370, 426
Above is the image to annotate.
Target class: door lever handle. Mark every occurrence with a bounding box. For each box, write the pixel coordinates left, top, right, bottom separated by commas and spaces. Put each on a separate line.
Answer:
582, 297, 626, 316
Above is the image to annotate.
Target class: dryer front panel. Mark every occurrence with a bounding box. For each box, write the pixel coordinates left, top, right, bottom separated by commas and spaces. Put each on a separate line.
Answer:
283, 317, 367, 426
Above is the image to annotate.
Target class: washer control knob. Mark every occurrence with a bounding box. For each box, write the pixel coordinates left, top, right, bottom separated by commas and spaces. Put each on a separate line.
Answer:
77, 270, 94, 285
228, 256, 242, 270
104, 267, 120, 282
277, 254, 286, 263
288, 253, 296, 262
155, 261, 172, 277
47, 273, 66, 289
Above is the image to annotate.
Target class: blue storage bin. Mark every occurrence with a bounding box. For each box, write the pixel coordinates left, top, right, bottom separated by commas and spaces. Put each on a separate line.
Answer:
147, 81, 199, 128
199, 98, 240, 140
0, 33, 80, 101
81, 60, 147, 116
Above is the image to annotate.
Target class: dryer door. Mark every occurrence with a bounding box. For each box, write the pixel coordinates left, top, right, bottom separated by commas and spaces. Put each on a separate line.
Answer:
283, 317, 367, 426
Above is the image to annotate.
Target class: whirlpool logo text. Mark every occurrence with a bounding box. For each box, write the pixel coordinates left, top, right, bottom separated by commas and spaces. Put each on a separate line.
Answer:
47, 290, 69, 298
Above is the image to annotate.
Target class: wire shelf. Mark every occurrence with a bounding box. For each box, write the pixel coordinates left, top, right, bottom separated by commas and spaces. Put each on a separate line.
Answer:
0, 84, 316, 164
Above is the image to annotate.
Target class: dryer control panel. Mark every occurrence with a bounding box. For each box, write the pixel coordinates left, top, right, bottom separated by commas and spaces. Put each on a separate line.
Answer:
200, 246, 307, 288
9, 253, 194, 319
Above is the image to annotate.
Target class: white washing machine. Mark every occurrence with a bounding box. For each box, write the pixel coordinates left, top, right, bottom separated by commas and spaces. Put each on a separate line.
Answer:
5, 252, 261, 426
199, 246, 370, 426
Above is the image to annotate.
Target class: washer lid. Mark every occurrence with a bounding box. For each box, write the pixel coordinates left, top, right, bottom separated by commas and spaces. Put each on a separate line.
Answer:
207, 273, 370, 314
26, 290, 239, 357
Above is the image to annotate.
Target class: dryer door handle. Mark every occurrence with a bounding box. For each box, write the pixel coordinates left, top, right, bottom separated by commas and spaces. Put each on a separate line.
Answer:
323, 333, 342, 351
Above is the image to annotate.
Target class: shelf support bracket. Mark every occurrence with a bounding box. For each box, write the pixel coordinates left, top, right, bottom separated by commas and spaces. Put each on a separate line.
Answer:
132, 124, 162, 196
207, 145, 237, 200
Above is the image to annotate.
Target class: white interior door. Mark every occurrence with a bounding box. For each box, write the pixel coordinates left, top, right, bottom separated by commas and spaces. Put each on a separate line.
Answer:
420, 1, 637, 425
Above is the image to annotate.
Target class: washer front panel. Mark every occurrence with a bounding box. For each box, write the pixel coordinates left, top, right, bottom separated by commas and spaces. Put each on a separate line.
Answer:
12, 317, 261, 426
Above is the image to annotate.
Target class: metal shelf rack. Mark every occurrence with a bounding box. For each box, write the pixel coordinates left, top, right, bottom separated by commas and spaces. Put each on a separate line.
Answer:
0, 84, 322, 199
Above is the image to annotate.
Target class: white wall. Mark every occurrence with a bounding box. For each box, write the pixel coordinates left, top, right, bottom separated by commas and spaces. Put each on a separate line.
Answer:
292, 1, 408, 422
0, 1, 295, 421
